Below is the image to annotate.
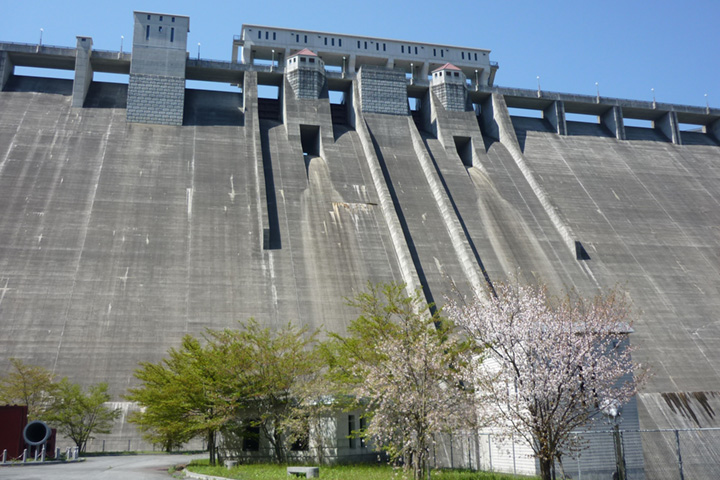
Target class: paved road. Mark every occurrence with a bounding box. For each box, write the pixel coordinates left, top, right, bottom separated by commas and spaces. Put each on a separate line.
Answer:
0, 454, 207, 480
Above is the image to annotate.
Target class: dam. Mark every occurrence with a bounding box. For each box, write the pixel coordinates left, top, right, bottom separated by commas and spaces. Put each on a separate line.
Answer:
1, 10, 720, 477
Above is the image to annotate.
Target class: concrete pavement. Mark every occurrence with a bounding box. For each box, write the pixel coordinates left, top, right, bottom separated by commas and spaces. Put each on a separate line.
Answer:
0, 454, 206, 480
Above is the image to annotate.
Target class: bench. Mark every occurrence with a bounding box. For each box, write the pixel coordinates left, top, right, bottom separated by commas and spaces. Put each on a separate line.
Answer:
287, 466, 319, 478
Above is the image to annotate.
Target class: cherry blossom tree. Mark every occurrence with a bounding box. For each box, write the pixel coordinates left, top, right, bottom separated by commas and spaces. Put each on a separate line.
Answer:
327, 283, 477, 480
445, 282, 646, 480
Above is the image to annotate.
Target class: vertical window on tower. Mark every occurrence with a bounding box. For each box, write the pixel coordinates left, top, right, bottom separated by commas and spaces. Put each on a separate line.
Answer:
172, 17, 175, 22
273, 32, 276, 40
265, 32, 269, 40
304, 35, 308, 42
376, 43, 379, 51
441, 50, 444, 57
462, 52, 465, 60
357, 40, 361, 48
146, 25, 150, 40
296, 34, 299, 43
433, 48, 437, 56
474, 53, 477, 61
339, 39, 342, 47
414, 46, 418, 54
147, 14, 151, 20
159, 16, 163, 21
258, 30, 262, 39
364, 41, 367, 49
383, 43, 386, 51
170, 28, 174, 42
324, 37, 327, 45
401, 45, 404, 53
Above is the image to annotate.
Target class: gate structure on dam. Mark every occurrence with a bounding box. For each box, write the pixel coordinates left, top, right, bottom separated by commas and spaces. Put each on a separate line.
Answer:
2, 10, 720, 479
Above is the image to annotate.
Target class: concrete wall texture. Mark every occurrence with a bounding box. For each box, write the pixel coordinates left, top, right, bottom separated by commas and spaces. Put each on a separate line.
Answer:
3, 10, 720, 478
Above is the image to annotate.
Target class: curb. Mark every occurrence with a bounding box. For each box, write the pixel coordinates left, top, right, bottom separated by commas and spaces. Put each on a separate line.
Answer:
183, 468, 232, 480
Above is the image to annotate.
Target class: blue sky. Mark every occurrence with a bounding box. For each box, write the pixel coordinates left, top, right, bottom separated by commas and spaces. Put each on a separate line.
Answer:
1, 0, 718, 110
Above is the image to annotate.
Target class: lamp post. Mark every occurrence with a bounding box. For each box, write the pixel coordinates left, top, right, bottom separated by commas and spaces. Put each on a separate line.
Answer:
706, 93, 709, 114
271, 49, 275, 72
39, 28, 43, 46
602, 400, 626, 480
596, 82, 600, 103
197, 43, 201, 60
342, 56, 346, 78
537, 76, 541, 97
651, 88, 656, 109
120, 35, 124, 54
410, 62, 414, 85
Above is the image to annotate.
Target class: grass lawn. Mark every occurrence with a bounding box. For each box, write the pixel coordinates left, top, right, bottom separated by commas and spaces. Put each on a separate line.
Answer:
185, 460, 539, 479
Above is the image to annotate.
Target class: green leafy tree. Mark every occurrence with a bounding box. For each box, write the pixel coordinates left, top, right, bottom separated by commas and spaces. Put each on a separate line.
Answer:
45, 379, 120, 452
0, 358, 58, 419
325, 283, 478, 480
127, 335, 245, 464
127, 321, 321, 465
212, 320, 321, 463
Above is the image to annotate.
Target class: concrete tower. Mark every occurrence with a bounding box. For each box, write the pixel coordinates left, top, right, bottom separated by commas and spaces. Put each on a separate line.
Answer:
431, 63, 467, 111
286, 49, 325, 99
126, 11, 189, 125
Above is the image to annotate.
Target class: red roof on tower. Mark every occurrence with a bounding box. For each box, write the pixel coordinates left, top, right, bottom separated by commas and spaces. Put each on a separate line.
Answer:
289, 48, 318, 58
432, 63, 462, 73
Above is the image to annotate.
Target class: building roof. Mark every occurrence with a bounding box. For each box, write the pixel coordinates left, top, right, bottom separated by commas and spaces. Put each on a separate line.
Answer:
432, 63, 462, 73
289, 48, 318, 58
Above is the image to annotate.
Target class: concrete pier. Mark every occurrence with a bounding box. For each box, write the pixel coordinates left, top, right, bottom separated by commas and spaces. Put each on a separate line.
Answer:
543, 100, 567, 135
601, 105, 626, 140
71, 36, 93, 108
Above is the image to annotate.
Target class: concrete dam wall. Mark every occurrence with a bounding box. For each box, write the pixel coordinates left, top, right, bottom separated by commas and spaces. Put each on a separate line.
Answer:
2, 10, 720, 476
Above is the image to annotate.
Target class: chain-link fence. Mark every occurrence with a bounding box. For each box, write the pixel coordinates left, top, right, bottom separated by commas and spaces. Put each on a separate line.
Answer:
430, 428, 720, 480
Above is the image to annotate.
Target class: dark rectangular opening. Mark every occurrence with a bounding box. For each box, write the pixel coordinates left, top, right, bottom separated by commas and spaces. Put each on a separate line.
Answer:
258, 85, 281, 122
330, 89, 350, 128
290, 415, 310, 452
242, 424, 260, 451
359, 417, 366, 448
454, 136, 473, 167
300, 125, 320, 156
291, 432, 309, 451
348, 414, 356, 449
